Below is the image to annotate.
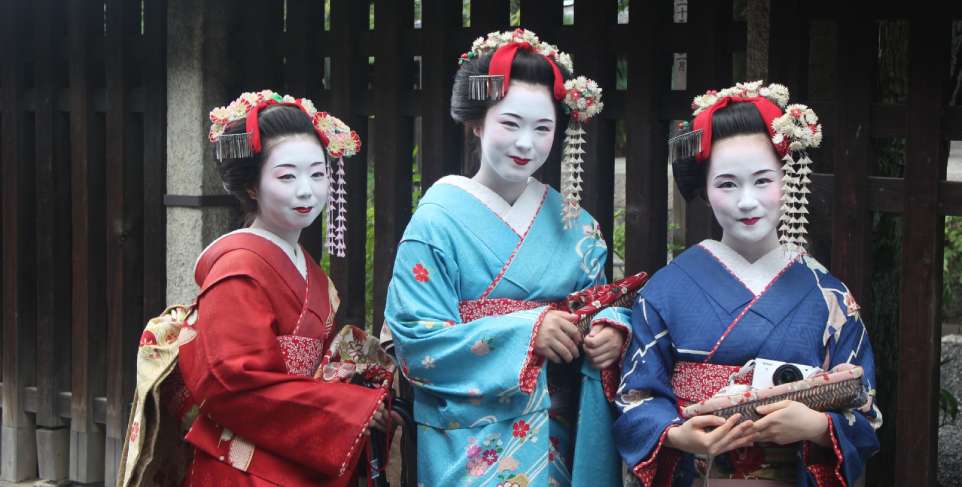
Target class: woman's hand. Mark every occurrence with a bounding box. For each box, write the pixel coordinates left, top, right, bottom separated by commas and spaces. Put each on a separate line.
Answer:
368, 401, 403, 434
583, 324, 626, 369
754, 400, 831, 446
665, 413, 757, 456
534, 310, 582, 364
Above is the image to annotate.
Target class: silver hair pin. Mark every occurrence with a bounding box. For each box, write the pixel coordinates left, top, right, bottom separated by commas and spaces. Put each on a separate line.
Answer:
213, 132, 255, 161
667, 129, 703, 165
468, 75, 505, 101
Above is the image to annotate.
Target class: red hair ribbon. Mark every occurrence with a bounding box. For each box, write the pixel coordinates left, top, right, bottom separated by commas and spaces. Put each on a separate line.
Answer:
691, 96, 787, 162
488, 42, 567, 101
244, 99, 330, 154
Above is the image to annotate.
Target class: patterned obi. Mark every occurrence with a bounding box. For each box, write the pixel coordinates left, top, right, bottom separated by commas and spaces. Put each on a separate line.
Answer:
458, 298, 547, 321
671, 361, 753, 408
671, 361, 795, 483
276, 335, 324, 377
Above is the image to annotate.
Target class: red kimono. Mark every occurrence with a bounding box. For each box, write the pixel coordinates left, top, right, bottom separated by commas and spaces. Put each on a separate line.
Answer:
177, 232, 385, 486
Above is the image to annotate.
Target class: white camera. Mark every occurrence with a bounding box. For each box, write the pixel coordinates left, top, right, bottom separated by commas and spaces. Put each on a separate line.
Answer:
751, 358, 821, 389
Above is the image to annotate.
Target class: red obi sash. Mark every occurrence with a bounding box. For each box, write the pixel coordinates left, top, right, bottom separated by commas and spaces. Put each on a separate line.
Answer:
458, 298, 546, 321
671, 361, 754, 408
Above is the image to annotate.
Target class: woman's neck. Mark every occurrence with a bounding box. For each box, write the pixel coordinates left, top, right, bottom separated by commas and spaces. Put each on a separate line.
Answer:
720, 232, 780, 264
248, 218, 300, 253
471, 164, 528, 205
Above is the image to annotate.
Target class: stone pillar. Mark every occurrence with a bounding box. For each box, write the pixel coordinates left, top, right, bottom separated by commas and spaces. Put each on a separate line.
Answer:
166, 0, 239, 307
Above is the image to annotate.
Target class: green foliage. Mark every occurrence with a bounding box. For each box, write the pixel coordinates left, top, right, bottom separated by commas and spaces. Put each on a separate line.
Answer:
944, 216, 962, 321
610, 211, 683, 262
509, 0, 520, 26
612, 209, 626, 261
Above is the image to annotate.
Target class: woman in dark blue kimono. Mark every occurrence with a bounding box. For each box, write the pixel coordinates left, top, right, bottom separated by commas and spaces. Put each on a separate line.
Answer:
614, 82, 881, 487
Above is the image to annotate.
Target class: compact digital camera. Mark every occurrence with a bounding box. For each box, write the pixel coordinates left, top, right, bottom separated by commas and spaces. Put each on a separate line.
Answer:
750, 358, 821, 389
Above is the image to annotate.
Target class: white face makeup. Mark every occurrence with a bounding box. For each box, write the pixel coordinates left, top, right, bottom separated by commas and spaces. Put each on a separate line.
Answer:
474, 81, 557, 186
250, 134, 329, 245
706, 133, 783, 260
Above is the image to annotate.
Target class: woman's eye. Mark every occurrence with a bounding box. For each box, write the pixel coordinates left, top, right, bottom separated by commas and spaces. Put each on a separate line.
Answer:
312, 172, 326, 178
500, 120, 519, 129
716, 181, 736, 189
536, 126, 552, 133
755, 178, 773, 186
278, 174, 295, 181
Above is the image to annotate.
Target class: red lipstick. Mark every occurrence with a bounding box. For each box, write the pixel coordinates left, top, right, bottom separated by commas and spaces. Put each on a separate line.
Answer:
740, 217, 760, 226
510, 156, 530, 166
294, 207, 312, 214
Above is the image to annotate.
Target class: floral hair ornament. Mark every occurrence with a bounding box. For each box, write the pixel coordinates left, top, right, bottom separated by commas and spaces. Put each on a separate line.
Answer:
459, 28, 604, 229
208, 89, 362, 257
668, 81, 822, 251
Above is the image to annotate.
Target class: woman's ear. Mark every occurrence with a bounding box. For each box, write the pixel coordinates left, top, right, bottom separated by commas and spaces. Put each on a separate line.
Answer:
247, 187, 257, 201
469, 120, 483, 139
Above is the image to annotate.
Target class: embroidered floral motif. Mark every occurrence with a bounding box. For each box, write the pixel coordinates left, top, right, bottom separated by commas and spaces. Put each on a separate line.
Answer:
498, 455, 519, 472
496, 475, 529, 487
512, 419, 530, 438
413, 263, 430, 282
128, 421, 140, 443
471, 338, 493, 356
421, 355, 436, 369
844, 291, 861, 320
139, 330, 158, 347
466, 434, 505, 477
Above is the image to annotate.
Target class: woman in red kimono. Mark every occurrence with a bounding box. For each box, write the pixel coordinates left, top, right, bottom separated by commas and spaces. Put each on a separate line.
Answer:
176, 90, 391, 486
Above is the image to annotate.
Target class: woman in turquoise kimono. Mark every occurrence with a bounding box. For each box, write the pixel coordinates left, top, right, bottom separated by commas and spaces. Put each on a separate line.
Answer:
384, 29, 630, 486
614, 82, 882, 487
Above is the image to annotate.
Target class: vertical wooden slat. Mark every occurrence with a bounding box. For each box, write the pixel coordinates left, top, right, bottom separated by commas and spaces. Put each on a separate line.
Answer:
34, 0, 68, 432
895, 16, 948, 487
104, 0, 141, 483
518, 0, 562, 48
1, 0, 39, 481
239, 0, 285, 92
767, 0, 808, 98
471, 0, 509, 34
419, 0, 463, 188
68, 0, 106, 482
143, 0, 167, 323
574, 0, 617, 278
329, 0, 370, 327
625, 0, 671, 275
829, 14, 874, 343
372, 0, 415, 336
682, 0, 732, 247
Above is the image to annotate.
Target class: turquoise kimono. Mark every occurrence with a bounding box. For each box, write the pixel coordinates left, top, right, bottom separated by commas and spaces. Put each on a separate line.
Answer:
384, 176, 630, 486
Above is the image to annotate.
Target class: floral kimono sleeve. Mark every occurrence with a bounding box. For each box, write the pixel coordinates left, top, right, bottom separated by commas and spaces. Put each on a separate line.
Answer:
802, 291, 882, 487
612, 296, 684, 487
385, 238, 552, 399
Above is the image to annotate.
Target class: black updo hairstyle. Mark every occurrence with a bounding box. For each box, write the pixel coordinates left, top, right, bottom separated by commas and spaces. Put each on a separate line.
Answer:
672, 101, 775, 201
451, 49, 572, 172
217, 105, 327, 220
